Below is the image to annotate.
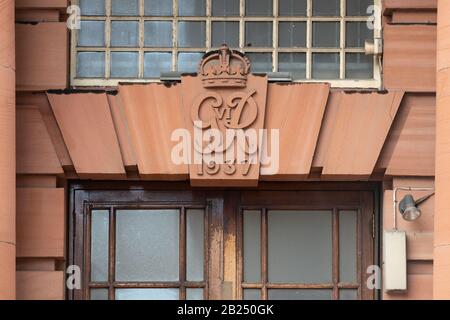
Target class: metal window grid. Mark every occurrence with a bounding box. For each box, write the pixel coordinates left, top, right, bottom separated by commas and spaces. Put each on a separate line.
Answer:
70, 0, 382, 88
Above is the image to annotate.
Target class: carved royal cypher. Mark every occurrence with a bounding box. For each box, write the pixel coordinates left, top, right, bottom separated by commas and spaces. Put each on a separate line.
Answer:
181, 45, 268, 187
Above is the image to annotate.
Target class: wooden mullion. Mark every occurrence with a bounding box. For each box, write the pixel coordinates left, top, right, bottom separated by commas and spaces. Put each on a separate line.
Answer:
108, 206, 116, 300
203, 204, 210, 300
236, 207, 243, 300
179, 207, 186, 300
261, 208, 268, 300
84, 204, 92, 300
332, 208, 339, 300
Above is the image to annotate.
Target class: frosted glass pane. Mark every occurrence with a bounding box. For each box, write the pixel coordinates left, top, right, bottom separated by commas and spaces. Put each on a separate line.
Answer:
91, 210, 109, 282
145, 0, 173, 16
278, 53, 306, 79
144, 52, 172, 78
279, 22, 306, 47
80, 0, 105, 16
110, 52, 139, 78
212, 22, 239, 48
339, 211, 357, 282
77, 52, 105, 78
312, 53, 340, 79
279, 0, 307, 16
178, 22, 206, 48
346, 53, 373, 79
268, 211, 332, 283
179, 0, 206, 16
78, 21, 105, 47
186, 288, 204, 300
144, 21, 172, 47
247, 53, 272, 73
313, 22, 340, 48
115, 210, 179, 281
90, 288, 109, 300
243, 210, 261, 283
269, 289, 332, 300
116, 289, 179, 300
186, 209, 204, 281
340, 289, 358, 300
178, 52, 203, 72
246, 0, 273, 16
245, 22, 272, 47
244, 289, 261, 300
212, 0, 239, 16
347, 0, 373, 16
346, 22, 373, 48
112, 0, 139, 16
312, 0, 340, 16
111, 21, 139, 47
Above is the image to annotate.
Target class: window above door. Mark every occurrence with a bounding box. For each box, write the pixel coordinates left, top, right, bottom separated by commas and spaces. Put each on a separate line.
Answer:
70, 0, 382, 88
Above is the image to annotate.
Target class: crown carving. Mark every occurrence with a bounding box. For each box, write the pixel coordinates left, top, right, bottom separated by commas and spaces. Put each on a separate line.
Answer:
199, 45, 251, 88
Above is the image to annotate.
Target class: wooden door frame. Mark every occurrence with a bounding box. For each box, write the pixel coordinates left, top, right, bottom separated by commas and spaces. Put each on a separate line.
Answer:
68, 181, 379, 300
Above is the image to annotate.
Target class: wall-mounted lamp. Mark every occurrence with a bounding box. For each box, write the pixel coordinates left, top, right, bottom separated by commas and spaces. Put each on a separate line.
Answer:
399, 193, 435, 222
392, 187, 435, 230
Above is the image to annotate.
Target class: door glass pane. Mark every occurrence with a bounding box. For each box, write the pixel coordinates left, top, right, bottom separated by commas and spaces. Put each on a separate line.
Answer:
268, 210, 332, 283
212, 0, 239, 16
144, 52, 172, 78
115, 288, 179, 300
243, 210, 261, 283
186, 209, 205, 281
313, 22, 340, 48
178, 52, 203, 72
179, 0, 206, 16
312, 0, 340, 16
111, 21, 139, 47
145, 0, 173, 16
347, 0, 373, 16
246, 0, 273, 16
268, 289, 333, 300
244, 289, 261, 300
115, 210, 179, 281
346, 53, 373, 79
111, 0, 139, 16
144, 21, 173, 47
312, 53, 340, 79
110, 52, 139, 78
339, 211, 357, 283
90, 288, 109, 300
278, 53, 306, 79
212, 22, 239, 48
80, 0, 105, 16
186, 288, 204, 300
346, 22, 373, 48
340, 289, 358, 300
91, 210, 109, 282
77, 52, 105, 78
245, 22, 272, 47
279, 22, 306, 47
247, 53, 272, 73
279, 0, 307, 16
178, 22, 206, 48
78, 21, 105, 47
